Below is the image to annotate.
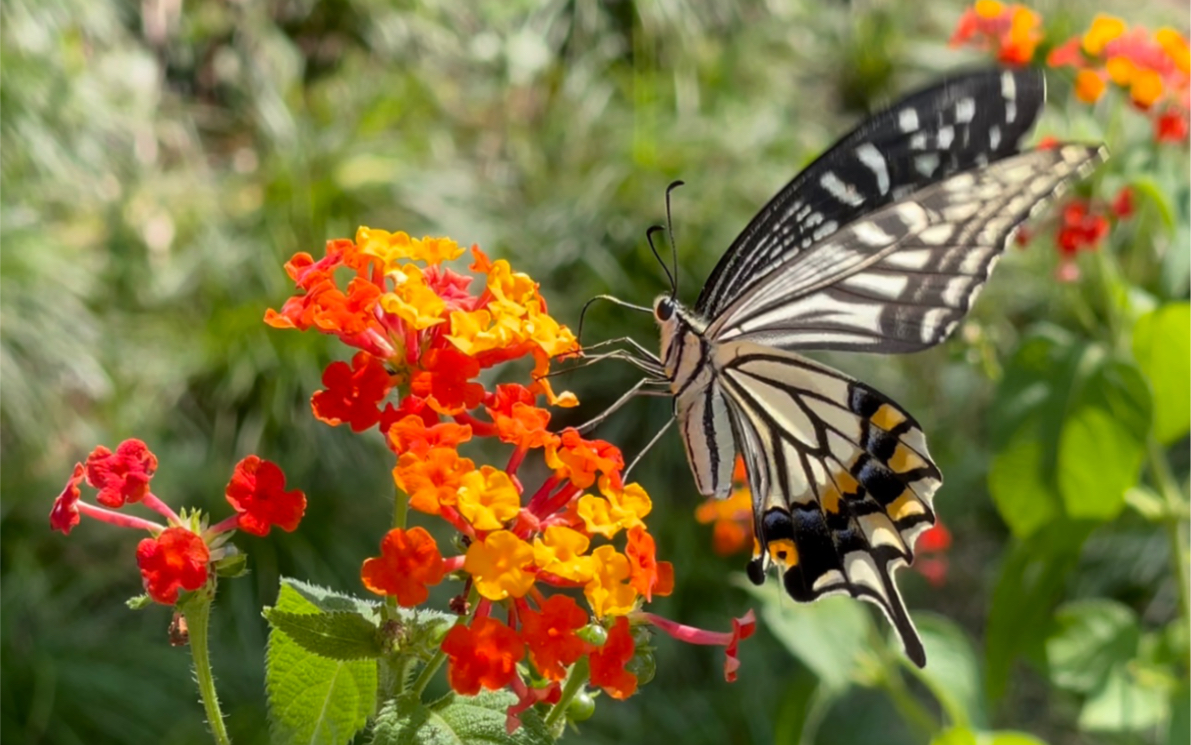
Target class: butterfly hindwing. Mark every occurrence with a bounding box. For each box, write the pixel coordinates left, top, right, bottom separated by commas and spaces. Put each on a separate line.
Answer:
711, 340, 940, 666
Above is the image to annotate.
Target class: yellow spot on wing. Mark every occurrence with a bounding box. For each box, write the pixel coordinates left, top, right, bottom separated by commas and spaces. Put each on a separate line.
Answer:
871, 404, 907, 431
767, 538, 800, 568
889, 442, 927, 473
835, 470, 861, 496
887, 491, 926, 522
821, 486, 842, 515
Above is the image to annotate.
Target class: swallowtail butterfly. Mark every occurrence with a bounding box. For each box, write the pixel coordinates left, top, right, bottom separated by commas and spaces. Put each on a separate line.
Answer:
596, 69, 1105, 667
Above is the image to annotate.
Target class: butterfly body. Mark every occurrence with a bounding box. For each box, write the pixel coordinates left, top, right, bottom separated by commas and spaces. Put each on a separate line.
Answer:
641, 69, 1107, 667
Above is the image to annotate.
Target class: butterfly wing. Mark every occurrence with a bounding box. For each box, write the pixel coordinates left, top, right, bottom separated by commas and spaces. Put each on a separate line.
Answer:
695, 68, 1047, 317
706, 144, 1107, 353
710, 340, 940, 667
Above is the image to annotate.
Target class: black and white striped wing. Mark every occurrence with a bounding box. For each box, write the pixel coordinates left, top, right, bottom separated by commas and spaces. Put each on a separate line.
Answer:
707, 144, 1107, 353
695, 68, 1046, 317
711, 341, 941, 667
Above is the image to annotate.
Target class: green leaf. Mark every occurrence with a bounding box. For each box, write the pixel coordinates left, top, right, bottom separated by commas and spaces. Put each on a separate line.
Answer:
371, 691, 552, 745
985, 524, 1091, 701
1168, 682, 1190, 745
1056, 360, 1151, 522
738, 577, 872, 692
263, 609, 383, 661
281, 577, 381, 617
987, 421, 1060, 538
984, 732, 1049, 745
930, 728, 1050, 745
930, 727, 977, 745
1078, 666, 1168, 732
1133, 302, 1191, 443
1045, 600, 1140, 694
909, 615, 985, 730
266, 579, 377, 745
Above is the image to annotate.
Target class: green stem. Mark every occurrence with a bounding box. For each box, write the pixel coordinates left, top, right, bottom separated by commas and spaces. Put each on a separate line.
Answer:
544, 657, 590, 731
411, 587, 480, 697
181, 593, 231, 745
1149, 438, 1191, 646
394, 485, 409, 531
879, 671, 938, 739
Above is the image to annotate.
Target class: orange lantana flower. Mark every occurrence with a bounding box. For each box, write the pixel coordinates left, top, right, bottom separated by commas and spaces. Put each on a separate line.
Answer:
360, 527, 447, 607
442, 616, 525, 695
588, 616, 638, 700
393, 448, 475, 515
519, 595, 589, 681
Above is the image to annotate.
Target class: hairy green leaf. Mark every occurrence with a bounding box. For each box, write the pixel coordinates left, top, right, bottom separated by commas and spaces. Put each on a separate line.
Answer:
264, 609, 383, 661
371, 691, 551, 745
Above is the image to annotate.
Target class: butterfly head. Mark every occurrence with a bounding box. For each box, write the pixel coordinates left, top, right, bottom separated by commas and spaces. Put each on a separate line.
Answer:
653, 295, 677, 323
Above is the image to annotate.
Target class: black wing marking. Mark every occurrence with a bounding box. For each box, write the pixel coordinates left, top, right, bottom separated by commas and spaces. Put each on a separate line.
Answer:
713, 341, 941, 667
696, 68, 1046, 317
707, 144, 1107, 353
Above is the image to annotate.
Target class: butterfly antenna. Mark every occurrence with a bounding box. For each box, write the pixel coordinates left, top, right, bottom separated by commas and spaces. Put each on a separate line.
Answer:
645, 225, 676, 297
577, 294, 653, 347
664, 180, 684, 298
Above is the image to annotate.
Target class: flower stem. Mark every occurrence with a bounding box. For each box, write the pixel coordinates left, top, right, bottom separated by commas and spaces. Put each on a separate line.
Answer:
410, 586, 479, 696
544, 657, 590, 731
180, 593, 231, 745
1149, 438, 1191, 646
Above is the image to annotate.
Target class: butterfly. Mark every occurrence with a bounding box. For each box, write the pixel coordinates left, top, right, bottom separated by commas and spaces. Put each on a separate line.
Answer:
584, 68, 1106, 667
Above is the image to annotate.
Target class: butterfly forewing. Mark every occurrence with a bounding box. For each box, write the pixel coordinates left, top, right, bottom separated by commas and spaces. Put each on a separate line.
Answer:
707, 144, 1108, 353
696, 69, 1047, 317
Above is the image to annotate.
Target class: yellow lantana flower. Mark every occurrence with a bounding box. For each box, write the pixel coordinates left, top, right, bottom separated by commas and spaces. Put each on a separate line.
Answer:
455, 466, 521, 531
576, 478, 652, 538
380, 264, 446, 330
356, 227, 464, 268
532, 526, 594, 582
1082, 14, 1125, 56
464, 530, 535, 601
584, 545, 638, 617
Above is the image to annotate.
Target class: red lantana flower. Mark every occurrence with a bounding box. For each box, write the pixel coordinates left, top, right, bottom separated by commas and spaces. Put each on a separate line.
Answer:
625, 527, 674, 602
85, 439, 158, 508
518, 595, 589, 681
388, 415, 472, 457
50, 464, 86, 535
442, 616, 525, 695
360, 527, 447, 607
913, 522, 953, 587
588, 616, 638, 700
546, 429, 625, 490
410, 348, 486, 414
311, 352, 394, 432
224, 456, 308, 536
136, 527, 211, 604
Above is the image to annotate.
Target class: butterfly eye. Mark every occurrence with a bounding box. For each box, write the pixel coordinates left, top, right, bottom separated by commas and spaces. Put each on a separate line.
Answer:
654, 297, 675, 322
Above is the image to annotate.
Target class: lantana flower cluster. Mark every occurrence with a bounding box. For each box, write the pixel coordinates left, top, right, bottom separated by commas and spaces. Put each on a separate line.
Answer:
267, 228, 755, 729
951, 5, 1190, 144
51, 440, 307, 605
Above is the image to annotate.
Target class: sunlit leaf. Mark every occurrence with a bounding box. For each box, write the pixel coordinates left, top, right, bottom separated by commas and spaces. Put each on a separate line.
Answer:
1045, 599, 1139, 694
1078, 666, 1168, 732
1056, 360, 1151, 521
371, 691, 551, 745
1132, 303, 1191, 443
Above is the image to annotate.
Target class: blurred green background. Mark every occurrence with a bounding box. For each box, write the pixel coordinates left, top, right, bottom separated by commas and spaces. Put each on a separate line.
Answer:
3, 0, 1188, 744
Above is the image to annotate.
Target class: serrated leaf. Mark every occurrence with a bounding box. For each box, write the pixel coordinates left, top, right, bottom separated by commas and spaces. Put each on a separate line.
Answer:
1079, 666, 1168, 732
281, 576, 380, 618
264, 608, 383, 661
1133, 303, 1191, 444
1056, 361, 1151, 522
738, 577, 871, 692
909, 615, 985, 729
1045, 599, 1139, 694
371, 691, 552, 745
266, 580, 377, 745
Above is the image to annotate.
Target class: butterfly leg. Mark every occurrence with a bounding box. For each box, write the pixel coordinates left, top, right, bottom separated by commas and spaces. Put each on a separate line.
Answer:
574, 377, 670, 435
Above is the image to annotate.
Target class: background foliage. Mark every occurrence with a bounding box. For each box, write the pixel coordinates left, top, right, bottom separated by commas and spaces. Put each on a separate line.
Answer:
2, 0, 1187, 743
